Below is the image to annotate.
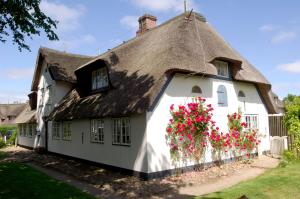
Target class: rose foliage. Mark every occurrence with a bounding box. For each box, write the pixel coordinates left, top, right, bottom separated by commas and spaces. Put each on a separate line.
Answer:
166, 97, 261, 164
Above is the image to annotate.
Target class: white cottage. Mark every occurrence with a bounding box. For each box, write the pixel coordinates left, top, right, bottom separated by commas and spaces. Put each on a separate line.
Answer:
18, 12, 280, 179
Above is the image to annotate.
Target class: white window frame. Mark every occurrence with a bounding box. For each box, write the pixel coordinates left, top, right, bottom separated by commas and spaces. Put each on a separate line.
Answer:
52, 122, 61, 140
28, 124, 33, 137
92, 68, 108, 90
215, 60, 229, 77
243, 114, 259, 130
23, 124, 27, 137
90, 119, 104, 143
112, 118, 131, 146
62, 122, 72, 141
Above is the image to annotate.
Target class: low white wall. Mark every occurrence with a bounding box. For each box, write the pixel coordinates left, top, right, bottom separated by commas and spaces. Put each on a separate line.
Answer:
48, 114, 148, 173
17, 135, 37, 148
146, 74, 270, 173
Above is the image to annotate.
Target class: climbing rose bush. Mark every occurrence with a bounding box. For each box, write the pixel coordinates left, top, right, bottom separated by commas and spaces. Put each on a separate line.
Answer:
227, 112, 261, 157
166, 97, 214, 163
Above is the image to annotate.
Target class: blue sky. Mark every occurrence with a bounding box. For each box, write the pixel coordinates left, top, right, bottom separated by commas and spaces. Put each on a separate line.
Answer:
0, 0, 299, 103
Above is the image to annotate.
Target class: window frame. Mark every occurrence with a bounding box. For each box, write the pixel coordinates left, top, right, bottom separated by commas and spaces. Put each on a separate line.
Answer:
90, 119, 105, 144
112, 118, 131, 146
62, 121, 72, 141
217, 85, 228, 107
215, 60, 229, 78
91, 67, 109, 91
28, 123, 33, 137
52, 122, 61, 140
243, 114, 259, 130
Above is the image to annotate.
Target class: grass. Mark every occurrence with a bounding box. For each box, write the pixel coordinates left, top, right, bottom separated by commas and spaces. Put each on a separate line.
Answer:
197, 160, 300, 199
0, 162, 96, 199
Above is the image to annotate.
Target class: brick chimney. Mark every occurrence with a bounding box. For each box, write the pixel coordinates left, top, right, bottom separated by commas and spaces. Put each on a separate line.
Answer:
136, 14, 157, 36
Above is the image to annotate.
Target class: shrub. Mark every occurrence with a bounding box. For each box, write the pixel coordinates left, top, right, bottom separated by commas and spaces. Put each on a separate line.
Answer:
0, 138, 6, 149
283, 94, 300, 156
166, 97, 214, 164
8, 130, 17, 145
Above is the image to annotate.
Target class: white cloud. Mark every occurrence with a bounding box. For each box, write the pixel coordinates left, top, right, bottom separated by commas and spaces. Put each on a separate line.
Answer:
259, 24, 280, 32
272, 82, 300, 98
130, 0, 197, 13
271, 31, 297, 44
48, 34, 96, 51
278, 60, 300, 73
120, 15, 139, 30
0, 67, 33, 80
40, 0, 86, 32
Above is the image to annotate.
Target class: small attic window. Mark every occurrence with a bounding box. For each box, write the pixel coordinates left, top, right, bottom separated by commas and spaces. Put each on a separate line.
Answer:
192, 85, 202, 94
238, 90, 245, 98
92, 68, 108, 90
215, 60, 229, 77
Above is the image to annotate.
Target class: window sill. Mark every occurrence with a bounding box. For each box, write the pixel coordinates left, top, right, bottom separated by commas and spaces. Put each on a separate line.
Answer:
112, 143, 131, 147
62, 138, 71, 141
91, 141, 104, 144
52, 137, 61, 140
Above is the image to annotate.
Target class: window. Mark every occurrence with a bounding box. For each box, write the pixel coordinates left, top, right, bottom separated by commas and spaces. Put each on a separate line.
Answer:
238, 90, 246, 98
92, 68, 108, 90
33, 124, 37, 136
215, 60, 229, 77
28, 124, 33, 137
62, 122, 71, 140
47, 85, 53, 104
244, 115, 259, 130
39, 88, 44, 107
192, 85, 202, 94
112, 118, 130, 145
18, 124, 23, 136
52, 122, 61, 140
217, 85, 228, 107
22, 124, 27, 137
91, 119, 104, 143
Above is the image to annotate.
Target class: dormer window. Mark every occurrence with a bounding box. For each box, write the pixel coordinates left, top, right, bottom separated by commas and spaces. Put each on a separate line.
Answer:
92, 68, 108, 90
215, 60, 229, 77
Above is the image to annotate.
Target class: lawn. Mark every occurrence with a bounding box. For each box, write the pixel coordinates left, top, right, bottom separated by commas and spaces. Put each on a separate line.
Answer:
0, 162, 96, 199
197, 160, 300, 199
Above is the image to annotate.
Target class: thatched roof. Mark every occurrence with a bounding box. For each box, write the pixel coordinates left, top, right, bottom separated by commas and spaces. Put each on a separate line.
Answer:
0, 103, 27, 125
31, 47, 95, 91
14, 103, 36, 124
48, 12, 278, 120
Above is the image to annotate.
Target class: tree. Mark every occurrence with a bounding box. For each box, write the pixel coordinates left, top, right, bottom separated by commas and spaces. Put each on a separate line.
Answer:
283, 94, 300, 155
0, 0, 58, 51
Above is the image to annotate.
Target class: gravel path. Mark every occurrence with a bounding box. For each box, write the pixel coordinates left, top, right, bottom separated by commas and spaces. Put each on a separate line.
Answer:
0, 146, 279, 199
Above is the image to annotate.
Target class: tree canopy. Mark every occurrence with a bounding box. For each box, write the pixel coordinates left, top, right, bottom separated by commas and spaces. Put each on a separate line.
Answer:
0, 0, 58, 51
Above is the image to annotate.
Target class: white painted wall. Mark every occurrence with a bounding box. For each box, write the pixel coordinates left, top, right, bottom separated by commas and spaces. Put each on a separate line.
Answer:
146, 74, 270, 173
48, 114, 148, 173
34, 61, 73, 148
17, 135, 35, 148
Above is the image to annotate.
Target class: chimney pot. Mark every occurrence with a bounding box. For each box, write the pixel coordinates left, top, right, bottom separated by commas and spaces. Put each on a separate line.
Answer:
136, 14, 157, 36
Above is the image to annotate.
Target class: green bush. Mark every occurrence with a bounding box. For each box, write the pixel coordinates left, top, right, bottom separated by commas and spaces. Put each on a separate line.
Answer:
280, 150, 298, 167
0, 125, 17, 137
0, 138, 6, 149
8, 130, 17, 146
283, 94, 300, 157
